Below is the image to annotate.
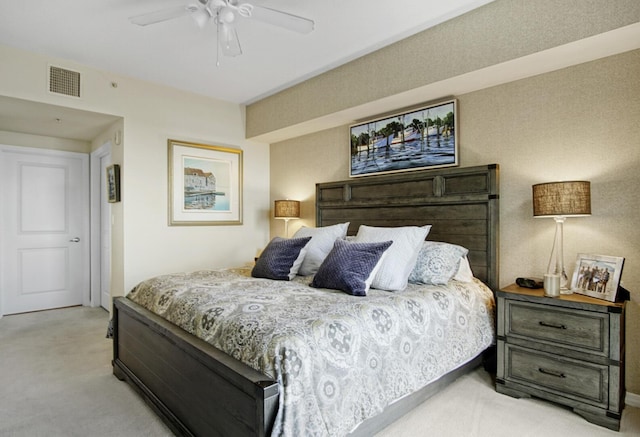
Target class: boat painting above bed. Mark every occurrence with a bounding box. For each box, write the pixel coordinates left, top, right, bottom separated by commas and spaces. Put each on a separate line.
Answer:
349, 99, 458, 177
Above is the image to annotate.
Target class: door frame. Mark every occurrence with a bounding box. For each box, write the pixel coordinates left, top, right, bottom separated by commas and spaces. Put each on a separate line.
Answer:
0, 144, 91, 317
90, 141, 111, 309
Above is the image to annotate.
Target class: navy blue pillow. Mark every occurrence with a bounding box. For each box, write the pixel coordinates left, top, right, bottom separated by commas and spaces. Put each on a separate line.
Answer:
252, 236, 312, 280
311, 239, 392, 296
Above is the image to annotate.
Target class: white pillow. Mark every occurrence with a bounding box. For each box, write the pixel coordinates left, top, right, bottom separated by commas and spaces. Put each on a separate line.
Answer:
453, 256, 474, 282
354, 225, 431, 291
293, 222, 349, 276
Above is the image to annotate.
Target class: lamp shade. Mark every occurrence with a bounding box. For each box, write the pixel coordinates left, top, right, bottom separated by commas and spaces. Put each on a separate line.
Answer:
532, 181, 591, 217
274, 200, 300, 219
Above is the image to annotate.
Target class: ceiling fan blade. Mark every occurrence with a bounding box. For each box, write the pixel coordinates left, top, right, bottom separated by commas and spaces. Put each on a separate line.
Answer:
129, 5, 192, 26
218, 22, 242, 57
250, 5, 314, 34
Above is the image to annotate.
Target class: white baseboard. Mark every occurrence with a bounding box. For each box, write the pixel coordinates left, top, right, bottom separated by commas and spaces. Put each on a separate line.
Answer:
627, 391, 640, 408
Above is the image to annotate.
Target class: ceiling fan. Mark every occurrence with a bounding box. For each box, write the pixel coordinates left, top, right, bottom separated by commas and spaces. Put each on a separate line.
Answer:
129, 0, 315, 64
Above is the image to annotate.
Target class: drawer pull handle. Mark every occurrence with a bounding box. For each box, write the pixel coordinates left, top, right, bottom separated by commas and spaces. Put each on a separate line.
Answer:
538, 367, 566, 378
539, 321, 567, 330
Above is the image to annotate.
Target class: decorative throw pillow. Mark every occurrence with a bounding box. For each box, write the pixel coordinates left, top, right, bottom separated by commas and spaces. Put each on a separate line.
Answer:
311, 239, 392, 296
354, 225, 431, 291
251, 236, 312, 280
293, 222, 349, 276
409, 241, 469, 285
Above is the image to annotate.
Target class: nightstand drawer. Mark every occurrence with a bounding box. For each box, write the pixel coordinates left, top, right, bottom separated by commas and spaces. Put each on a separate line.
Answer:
505, 344, 608, 407
505, 300, 608, 354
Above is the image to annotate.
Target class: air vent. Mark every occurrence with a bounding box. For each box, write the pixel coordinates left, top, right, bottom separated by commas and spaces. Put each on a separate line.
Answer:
48, 66, 81, 98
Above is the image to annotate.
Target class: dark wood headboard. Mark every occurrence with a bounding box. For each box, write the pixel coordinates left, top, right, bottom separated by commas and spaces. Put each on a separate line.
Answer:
316, 164, 499, 291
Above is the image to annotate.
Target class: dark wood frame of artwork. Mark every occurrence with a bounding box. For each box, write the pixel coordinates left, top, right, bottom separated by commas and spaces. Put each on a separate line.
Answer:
112, 163, 499, 437
349, 99, 458, 177
107, 164, 121, 203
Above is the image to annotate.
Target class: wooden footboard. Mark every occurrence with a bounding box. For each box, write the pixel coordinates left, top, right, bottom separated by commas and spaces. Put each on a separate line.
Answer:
113, 293, 488, 437
112, 297, 279, 437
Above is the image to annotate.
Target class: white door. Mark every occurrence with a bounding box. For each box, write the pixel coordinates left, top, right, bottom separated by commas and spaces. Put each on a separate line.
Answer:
1, 146, 89, 315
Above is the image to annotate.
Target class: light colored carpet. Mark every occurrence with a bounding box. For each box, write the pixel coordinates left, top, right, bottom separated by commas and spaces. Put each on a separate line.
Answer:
0, 306, 173, 437
0, 306, 638, 437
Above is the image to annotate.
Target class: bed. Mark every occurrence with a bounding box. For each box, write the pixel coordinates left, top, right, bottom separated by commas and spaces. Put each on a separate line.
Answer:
112, 163, 499, 436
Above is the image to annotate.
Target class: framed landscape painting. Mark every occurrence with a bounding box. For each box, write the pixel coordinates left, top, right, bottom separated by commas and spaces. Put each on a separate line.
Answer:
570, 253, 624, 302
168, 139, 243, 226
349, 99, 458, 177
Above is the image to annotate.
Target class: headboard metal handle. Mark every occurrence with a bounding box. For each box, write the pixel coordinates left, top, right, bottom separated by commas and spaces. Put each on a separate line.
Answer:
433, 175, 445, 197
343, 184, 352, 202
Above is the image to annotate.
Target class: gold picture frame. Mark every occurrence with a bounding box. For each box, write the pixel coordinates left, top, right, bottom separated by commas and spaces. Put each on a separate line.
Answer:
168, 139, 243, 226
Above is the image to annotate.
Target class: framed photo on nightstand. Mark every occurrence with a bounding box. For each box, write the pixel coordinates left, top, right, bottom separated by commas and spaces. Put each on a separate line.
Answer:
570, 253, 624, 302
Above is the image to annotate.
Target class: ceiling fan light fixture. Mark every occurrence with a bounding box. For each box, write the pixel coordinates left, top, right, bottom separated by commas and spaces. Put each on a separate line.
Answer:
131, 0, 315, 63
191, 8, 210, 28
218, 7, 235, 24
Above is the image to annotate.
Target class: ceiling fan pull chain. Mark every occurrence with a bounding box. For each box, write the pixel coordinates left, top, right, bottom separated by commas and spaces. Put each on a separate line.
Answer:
216, 15, 221, 67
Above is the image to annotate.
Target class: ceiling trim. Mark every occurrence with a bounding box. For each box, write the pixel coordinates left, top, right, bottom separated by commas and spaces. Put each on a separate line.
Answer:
248, 23, 640, 144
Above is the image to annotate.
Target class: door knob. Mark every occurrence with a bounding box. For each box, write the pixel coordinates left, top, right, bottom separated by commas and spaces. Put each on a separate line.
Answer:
69, 237, 81, 242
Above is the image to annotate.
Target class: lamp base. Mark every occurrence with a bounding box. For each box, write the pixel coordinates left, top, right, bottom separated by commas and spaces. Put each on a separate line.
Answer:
546, 217, 571, 294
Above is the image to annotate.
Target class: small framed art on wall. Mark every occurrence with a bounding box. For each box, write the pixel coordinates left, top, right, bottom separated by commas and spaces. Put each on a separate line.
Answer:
106, 164, 121, 203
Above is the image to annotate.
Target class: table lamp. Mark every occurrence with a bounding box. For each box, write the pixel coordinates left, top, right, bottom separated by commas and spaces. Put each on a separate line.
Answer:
532, 181, 591, 293
274, 199, 300, 237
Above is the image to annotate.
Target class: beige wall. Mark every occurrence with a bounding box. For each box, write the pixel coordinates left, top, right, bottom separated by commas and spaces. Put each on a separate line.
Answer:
0, 44, 271, 305
269, 51, 640, 393
248, 0, 640, 142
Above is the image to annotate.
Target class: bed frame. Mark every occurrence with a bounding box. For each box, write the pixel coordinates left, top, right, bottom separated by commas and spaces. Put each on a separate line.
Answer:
112, 163, 499, 436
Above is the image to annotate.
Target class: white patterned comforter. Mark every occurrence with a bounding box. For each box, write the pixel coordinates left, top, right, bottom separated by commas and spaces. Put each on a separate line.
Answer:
127, 267, 495, 436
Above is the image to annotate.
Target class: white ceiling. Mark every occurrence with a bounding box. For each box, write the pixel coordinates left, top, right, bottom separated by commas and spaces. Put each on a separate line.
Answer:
0, 0, 494, 105
1, 1, 638, 143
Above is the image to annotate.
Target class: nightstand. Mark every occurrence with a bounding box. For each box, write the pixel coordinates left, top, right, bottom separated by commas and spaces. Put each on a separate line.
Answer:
496, 284, 626, 431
